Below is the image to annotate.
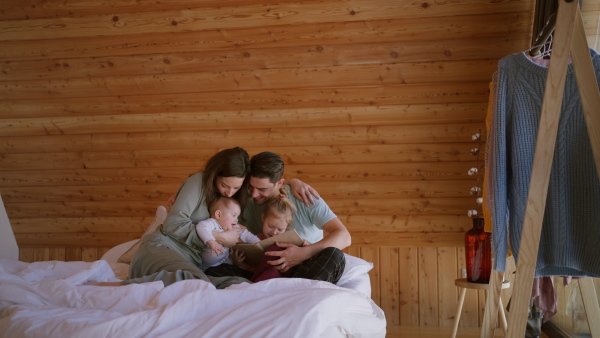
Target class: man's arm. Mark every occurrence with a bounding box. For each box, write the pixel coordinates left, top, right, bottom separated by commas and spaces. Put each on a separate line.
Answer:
311, 217, 351, 250
265, 217, 351, 272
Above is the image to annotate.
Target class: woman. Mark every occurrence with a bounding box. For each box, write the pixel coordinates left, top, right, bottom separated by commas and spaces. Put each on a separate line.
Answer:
123, 147, 251, 288
121, 147, 317, 288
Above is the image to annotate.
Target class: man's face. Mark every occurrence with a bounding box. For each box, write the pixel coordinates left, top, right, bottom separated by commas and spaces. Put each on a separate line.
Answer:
248, 177, 283, 205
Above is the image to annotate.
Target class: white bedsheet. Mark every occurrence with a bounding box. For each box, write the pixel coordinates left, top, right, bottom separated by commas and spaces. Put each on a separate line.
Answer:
0, 258, 386, 337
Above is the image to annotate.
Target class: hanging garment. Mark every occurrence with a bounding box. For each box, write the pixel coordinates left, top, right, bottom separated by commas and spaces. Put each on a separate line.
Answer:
483, 80, 495, 234
489, 48, 600, 277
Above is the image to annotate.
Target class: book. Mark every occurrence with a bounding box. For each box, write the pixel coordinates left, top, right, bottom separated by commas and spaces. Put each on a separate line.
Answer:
232, 229, 303, 267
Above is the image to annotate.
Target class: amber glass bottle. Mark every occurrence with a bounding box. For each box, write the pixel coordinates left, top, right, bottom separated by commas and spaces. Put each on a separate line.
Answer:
464, 218, 491, 283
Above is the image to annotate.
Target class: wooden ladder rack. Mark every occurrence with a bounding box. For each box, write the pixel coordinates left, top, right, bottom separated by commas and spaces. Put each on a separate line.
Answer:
480, 1, 600, 337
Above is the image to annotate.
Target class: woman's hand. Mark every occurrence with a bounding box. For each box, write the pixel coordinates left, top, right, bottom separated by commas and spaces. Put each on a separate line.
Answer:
287, 178, 320, 207
212, 228, 242, 247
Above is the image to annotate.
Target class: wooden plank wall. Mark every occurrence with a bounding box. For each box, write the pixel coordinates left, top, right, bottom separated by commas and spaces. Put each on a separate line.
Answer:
1, 0, 536, 330
582, 1, 599, 50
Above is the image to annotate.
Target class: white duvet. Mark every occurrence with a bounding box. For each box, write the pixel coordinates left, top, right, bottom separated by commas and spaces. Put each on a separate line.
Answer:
0, 258, 386, 337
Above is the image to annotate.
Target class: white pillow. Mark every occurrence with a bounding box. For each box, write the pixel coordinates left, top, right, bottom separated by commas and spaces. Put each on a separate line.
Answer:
117, 206, 168, 263
338, 253, 374, 283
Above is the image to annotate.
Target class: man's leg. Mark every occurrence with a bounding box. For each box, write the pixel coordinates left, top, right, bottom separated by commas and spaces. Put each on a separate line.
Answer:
292, 247, 345, 284
205, 263, 254, 280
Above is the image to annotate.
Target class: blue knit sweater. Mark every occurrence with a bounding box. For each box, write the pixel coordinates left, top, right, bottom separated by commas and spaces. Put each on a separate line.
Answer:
490, 49, 600, 277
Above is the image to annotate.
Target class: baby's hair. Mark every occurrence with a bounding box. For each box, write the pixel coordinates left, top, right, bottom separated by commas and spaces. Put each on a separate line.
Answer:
209, 196, 240, 216
262, 188, 296, 226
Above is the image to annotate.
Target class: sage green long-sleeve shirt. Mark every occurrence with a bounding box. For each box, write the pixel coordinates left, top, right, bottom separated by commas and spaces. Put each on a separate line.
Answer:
125, 173, 247, 288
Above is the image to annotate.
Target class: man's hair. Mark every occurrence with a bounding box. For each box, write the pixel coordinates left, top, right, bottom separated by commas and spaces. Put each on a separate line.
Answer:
250, 152, 284, 183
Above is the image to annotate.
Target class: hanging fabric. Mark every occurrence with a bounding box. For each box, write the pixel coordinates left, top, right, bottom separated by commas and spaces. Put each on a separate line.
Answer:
488, 48, 600, 277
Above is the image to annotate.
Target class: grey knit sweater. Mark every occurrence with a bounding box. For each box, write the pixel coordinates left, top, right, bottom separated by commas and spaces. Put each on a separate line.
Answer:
490, 49, 600, 277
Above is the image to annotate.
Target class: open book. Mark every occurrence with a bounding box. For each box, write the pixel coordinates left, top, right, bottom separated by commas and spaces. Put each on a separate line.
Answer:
233, 229, 303, 267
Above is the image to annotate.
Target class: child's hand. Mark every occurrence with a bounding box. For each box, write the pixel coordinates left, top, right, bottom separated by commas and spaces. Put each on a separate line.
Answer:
207, 240, 224, 256
231, 249, 246, 267
301, 239, 311, 247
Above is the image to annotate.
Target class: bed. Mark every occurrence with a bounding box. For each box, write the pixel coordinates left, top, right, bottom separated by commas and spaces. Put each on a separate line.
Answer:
0, 209, 386, 337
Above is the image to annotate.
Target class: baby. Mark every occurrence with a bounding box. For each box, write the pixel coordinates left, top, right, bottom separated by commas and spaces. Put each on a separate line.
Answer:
196, 196, 260, 279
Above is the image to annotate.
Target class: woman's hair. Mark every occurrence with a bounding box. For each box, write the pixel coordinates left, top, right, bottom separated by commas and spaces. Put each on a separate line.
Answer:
202, 147, 250, 211
262, 188, 296, 227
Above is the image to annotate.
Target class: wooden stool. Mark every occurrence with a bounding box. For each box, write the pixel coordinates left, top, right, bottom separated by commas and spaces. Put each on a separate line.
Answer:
450, 278, 510, 338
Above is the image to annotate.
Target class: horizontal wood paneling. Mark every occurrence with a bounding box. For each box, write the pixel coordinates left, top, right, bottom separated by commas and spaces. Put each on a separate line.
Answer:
0, 162, 478, 187
1, 0, 536, 330
1, 15, 532, 63
2, 103, 485, 135
4, 197, 475, 218
0, 1, 533, 42
582, 0, 600, 51
0, 83, 490, 119
1, 61, 498, 100
15, 233, 142, 248
13, 232, 469, 248
1, 144, 479, 171
3, 180, 478, 202
0, 0, 313, 20
12, 216, 155, 233
12, 214, 470, 234
3, 37, 528, 82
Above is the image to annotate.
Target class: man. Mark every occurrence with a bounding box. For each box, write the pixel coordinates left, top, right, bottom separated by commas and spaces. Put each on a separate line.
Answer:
241, 151, 351, 283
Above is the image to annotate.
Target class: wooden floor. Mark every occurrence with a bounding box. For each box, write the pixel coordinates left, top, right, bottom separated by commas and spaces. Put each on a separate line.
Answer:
386, 326, 502, 338
386, 326, 551, 338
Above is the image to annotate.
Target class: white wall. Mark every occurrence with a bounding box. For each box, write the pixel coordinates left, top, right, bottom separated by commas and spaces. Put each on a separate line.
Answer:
0, 194, 19, 260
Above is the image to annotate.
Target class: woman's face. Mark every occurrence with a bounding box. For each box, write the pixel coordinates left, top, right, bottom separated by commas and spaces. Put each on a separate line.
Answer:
215, 176, 245, 197
261, 214, 289, 238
